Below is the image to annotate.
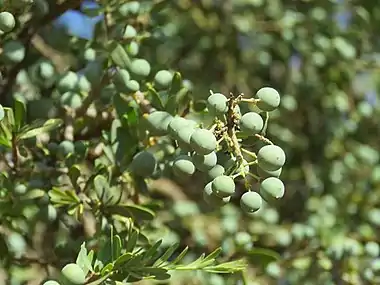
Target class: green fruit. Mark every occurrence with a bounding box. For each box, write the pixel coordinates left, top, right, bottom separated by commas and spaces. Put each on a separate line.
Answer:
61, 263, 86, 285
126, 41, 139, 56
168, 117, 197, 139
130, 151, 157, 177
57, 141, 75, 158
207, 93, 228, 115
57, 71, 78, 92
0, 104, 4, 121
257, 145, 286, 171
207, 164, 225, 180
43, 281, 61, 285
154, 70, 173, 89
14, 183, 27, 195
172, 155, 195, 178
1, 41, 25, 63
203, 182, 230, 206
38, 62, 55, 80
123, 24, 137, 39
234, 231, 252, 247
119, 1, 140, 16
190, 129, 217, 155
112, 68, 130, 93
260, 177, 285, 202
257, 166, 282, 179
168, 117, 189, 138
144, 111, 173, 136
130, 58, 151, 78
60, 92, 83, 109
256, 87, 280, 112
193, 151, 217, 172
77, 75, 91, 92
83, 48, 96, 61
239, 112, 264, 135
125, 80, 140, 92
0, 11, 16, 32
176, 126, 197, 152
240, 191, 262, 213
211, 175, 235, 198
40, 204, 57, 223
7, 232, 26, 256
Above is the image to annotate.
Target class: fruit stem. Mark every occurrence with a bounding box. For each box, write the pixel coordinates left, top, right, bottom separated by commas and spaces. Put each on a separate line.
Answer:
254, 134, 274, 145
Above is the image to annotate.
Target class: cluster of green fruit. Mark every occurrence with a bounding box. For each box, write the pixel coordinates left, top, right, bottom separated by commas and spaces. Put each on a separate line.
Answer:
43, 263, 86, 285
130, 87, 286, 214
0, 11, 26, 64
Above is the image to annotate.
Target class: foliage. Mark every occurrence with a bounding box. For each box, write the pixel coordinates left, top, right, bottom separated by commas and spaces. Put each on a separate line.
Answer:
1, 0, 380, 285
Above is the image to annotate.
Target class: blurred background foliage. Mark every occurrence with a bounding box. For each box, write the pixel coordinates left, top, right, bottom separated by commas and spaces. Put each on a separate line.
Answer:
1, 0, 380, 284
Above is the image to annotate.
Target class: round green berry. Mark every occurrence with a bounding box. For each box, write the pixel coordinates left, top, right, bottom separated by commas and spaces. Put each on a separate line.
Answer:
257, 145, 286, 171
240, 191, 262, 213
111, 68, 130, 93
1, 41, 25, 63
234, 231, 252, 248
38, 62, 55, 80
259, 177, 285, 202
256, 87, 280, 112
43, 281, 61, 285
239, 112, 264, 135
57, 141, 75, 158
60, 92, 83, 109
192, 151, 217, 172
211, 175, 235, 198
125, 80, 140, 92
130, 151, 157, 177
57, 71, 79, 92
257, 166, 282, 179
168, 117, 190, 138
190, 129, 217, 155
207, 164, 225, 180
144, 111, 173, 136
14, 183, 27, 195
154, 70, 173, 89
130, 58, 151, 78
61, 263, 86, 285
0, 12, 16, 33
123, 24, 137, 39
40, 204, 58, 223
176, 126, 197, 152
203, 182, 230, 206
127, 41, 139, 56
172, 155, 195, 178
207, 93, 228, 115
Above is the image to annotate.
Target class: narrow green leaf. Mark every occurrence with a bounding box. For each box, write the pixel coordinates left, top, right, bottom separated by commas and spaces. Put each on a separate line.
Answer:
68, 165, 81, 191
114, 252, 133, 268
14, 99, 26, 131
106, 204, 155, 221
169, 72, 182, 97
76, 243, 93, 275
125, 230, 139, 253
203, 259, 247, 273
109, 42, 131, 69
18, 118, 62, 140
202, 248, 222, 263
112, 235, 122, 261
147, 87, 165, 110
142, 240, 162, 263
169, 246, 188, 266
153, 242, 180, 267
94, 175, 110, 202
